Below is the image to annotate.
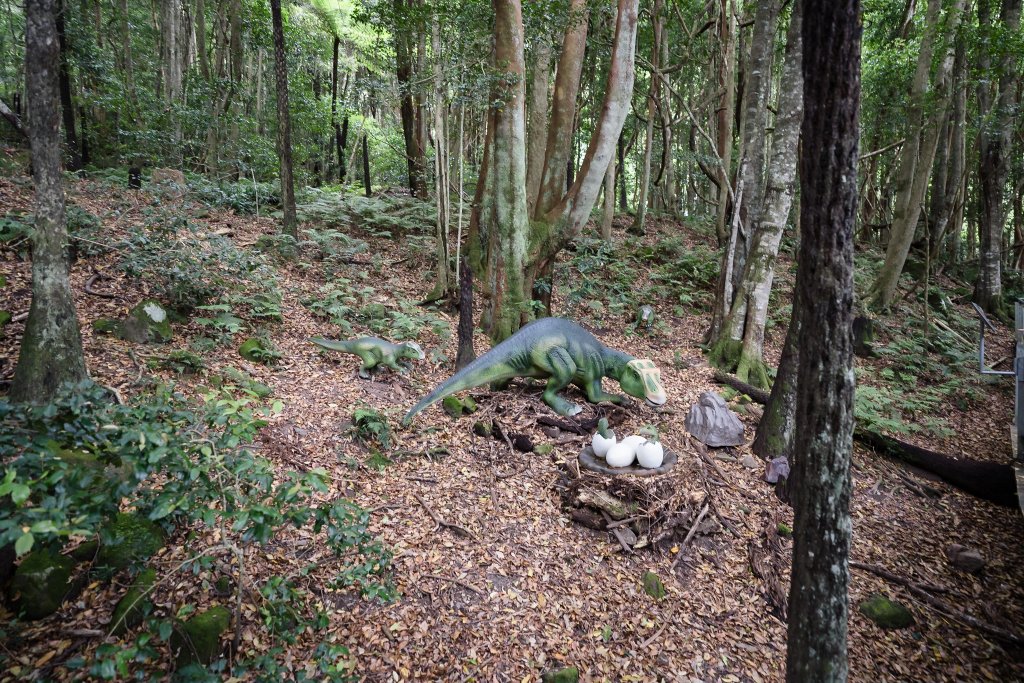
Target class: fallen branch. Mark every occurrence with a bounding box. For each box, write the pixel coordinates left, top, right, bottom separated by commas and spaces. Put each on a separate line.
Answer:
850, 561, 1023, 646
412, 492, 475, 539
84, 272, 116, 299
0, 98, 26, 138
712, 369, 770, 404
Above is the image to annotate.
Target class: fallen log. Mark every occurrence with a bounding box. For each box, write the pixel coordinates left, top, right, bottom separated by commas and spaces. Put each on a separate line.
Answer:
712, 370, 1018, 508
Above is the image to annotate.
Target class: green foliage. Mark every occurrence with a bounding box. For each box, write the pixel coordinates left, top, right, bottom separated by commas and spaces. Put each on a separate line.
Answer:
351, 405, 391, 451
188, 176, 281, 215
150, 349, 207, 375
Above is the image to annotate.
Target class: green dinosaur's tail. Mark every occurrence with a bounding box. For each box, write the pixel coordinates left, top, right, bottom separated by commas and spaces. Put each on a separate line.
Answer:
401, 354, 518, 426
309, 337, 354, 353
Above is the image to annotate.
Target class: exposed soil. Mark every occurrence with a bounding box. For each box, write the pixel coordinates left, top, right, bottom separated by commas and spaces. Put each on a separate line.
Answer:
1, 176, 1022, 682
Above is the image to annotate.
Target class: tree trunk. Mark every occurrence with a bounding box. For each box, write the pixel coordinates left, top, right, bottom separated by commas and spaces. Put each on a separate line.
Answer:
868, 0, 966, 309
455, 257, 476, 370
630, 0, 662, 236
196, 0, 209, 80
713, 0, 736, 244
708, 0, 782, 342
708, 1, 802, 390
11, 0, 88, 403
55, 0, 82, 171
428, 15, 451, 299
601, 156, 615, 240
752, 302, 800, 461
161, 0, 184, 102
362, 131, 372, 197
394, 0, 426, 198
525, 40, 552, 218
481, 0, 531, 342
785, 0, 860, 679
533, 0, 589, 219
270, 0, 297, 237
973, 0, 1021, 314
617, 132, 627, 211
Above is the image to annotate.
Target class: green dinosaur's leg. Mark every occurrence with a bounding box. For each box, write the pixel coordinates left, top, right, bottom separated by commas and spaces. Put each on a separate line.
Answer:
383, 357, 405, 373
583, 377, 624, 405
355, 351, 378, 379
542, 348, 581, 416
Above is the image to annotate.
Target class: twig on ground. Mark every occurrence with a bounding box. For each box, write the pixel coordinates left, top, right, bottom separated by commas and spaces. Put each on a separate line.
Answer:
84, 271, 116, 298
412, 491, 476, 539
671, 503, 710, 570
639, 607, 676, 649
423, 574, 483, 595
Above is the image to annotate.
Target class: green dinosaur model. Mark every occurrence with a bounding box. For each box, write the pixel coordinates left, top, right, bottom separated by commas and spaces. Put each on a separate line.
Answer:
402, 317, 666, 425
310, 336, 425, 378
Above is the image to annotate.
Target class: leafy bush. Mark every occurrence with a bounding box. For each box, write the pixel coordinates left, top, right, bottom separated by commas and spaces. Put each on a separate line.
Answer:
188, 176, 281, 215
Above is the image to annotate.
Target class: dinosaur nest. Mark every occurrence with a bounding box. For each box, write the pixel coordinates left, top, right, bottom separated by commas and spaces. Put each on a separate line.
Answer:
554, 439, 722, 553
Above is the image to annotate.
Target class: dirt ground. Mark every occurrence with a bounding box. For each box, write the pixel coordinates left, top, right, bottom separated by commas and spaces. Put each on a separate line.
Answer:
1, 175, 1022, 682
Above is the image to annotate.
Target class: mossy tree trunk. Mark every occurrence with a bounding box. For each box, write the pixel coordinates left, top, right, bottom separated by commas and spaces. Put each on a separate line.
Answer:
785, 0, 860, 678
478, 0, 638, 341
752, 303, 799, 461
707, 0, 780, 344
481, 0, 530, 343
525, 40, 552, 218
11, 0, 88, 403
708, 3, 801, 390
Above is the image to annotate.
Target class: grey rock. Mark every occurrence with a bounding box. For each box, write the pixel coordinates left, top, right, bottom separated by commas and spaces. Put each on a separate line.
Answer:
740, 454, 759, 469
766, 456, 791, 484
685, 391, 745, 447
945, 544, 986, 574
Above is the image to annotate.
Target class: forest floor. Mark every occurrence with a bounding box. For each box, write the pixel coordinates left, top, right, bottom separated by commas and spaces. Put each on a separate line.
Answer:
1, 172, 1023, 682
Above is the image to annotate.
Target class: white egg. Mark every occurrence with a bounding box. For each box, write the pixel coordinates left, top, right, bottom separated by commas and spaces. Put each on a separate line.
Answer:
636, 440, 664, 469
620, 435, 646, 454
605, 441, 636, 468
592, 431, 617, 458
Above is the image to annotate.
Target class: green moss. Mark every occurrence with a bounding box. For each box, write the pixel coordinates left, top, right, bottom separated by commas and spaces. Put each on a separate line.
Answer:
117, 300, 173, 343
170, 605, 231, 667
97, 513, 166, 575
534, 443, 554, 455
7, 550, 75, 620
858, 593, 914, 630
110, 568, 157, 635
642, 571, 666, 600
541, 667, 579, 683
442, 396, 465, 418
238, 337, 266, 362
92, 318, 119, 335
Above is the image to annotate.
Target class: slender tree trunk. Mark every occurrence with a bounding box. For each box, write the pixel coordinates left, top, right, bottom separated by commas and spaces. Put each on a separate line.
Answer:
709, 2, 802, 389
455, 257, 476, 370
785, 0, 860, 679
525, 40, 552, 217
362, 131, 372, 197
752, 302, 800, 461
331, 35, 342, 182
429, 15, 451, 299
12, 0, 88, 403
974, 0, 1021, 313
534, 0, 589, 219
713, 0, 736, 244
617, 132, 627, 210
868, 0, 966, 309
196, 0, 209, 80
630, 0, 662, 236
394, 0, 426, 198
270, 0, 297, 236
601, 156, 615, 240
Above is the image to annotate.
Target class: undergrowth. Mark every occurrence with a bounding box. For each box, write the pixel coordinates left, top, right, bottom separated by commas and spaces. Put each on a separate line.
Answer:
0, 382, 392, 680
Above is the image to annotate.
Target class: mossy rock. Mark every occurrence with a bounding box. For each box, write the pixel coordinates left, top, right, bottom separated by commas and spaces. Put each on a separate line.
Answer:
534, 443, 554, 456
170, 605, 230, 668
642, 571, 666, 600
7, 550, 76, 620
238, 337, 276, 364
360, 303, 388, 320
117, 300, 173, 344
442, 396, 477, 418
858, 593, 914, 630
541, 667, 579, 683
97, 513, 166, 575
92, 318, 119, 335
68, 539, 99, 562
0, 310, 10, 333
219, 366, 273, 397
110, 568, 157, 635
472, 421, 492, 437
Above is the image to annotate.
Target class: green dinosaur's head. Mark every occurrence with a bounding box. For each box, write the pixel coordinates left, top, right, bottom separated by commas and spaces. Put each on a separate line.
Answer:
621, 359, 667, 406
399, 341, 425, 360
